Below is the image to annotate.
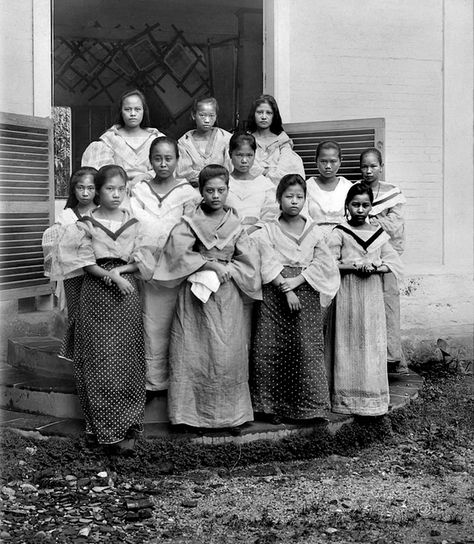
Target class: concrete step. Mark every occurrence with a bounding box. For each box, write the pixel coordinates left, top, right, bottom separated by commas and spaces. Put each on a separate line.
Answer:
8, 336, 73, 378
0, 366, 169, 423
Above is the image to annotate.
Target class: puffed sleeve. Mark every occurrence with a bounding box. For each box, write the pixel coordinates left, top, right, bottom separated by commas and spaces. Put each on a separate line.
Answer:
252, 226, 284, 284
81, 140, 114, 170
267, 137, 305, 185
371, 203, 405, 255
301, 236, 341, 307
380, 240, 404, 281
226, 229, 263, 300
176, 141, 201, 186
42, 224, 63, 279
132, 223, 158, 282
153, 220, 207, 286
326, 227, 344, 262
255, 182, 279, 228
66, 221, 97, 273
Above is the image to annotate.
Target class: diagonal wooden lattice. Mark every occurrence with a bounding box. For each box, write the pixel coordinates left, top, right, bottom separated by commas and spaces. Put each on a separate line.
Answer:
55, 24, 211, 122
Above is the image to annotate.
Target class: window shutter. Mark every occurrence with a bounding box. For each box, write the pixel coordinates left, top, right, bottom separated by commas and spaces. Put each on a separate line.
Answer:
0, 112, 54, 300
285, 118, 385, 182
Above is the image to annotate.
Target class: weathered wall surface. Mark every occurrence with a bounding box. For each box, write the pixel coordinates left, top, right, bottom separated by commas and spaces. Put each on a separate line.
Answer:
265, 0, 473, 348
0, 0, 51, 117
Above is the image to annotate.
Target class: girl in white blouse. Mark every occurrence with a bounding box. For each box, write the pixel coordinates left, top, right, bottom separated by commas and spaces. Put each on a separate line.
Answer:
305, 140, 353, 238
226, 132, 278, 235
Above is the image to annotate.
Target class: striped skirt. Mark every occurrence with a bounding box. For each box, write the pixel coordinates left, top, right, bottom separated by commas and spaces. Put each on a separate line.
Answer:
326, 272, 389, 416
73, 260, 146, 444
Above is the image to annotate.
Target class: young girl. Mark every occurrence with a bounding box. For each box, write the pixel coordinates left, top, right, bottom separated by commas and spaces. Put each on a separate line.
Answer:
250, 174, 340, 422
42, 167, 99, 359
326, 184, 403, 416
226, 132, 278, 234
154, 165, 261, 430
176, 97, 232, 187
74, 165, 154, 452
247, 94, 305, 185
306, 141, 353, 237
359, 147, 407, 374
82, 89, 165, 183
128, 136, 201, 393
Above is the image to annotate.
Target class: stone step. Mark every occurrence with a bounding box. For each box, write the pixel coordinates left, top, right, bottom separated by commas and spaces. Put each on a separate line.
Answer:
7, 336, 73, 378
0, 367, 169, 423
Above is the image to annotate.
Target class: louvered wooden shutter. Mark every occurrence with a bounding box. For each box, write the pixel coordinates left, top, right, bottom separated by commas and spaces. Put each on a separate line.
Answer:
285, 118, 385, 182
0, 112, 54, 300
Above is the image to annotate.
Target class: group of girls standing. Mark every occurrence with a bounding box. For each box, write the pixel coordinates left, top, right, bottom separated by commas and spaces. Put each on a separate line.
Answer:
43, 88, 406, 453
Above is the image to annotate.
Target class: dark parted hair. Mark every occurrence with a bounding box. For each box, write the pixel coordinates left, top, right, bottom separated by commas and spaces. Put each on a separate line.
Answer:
276, 174, 307, 203
64, 167, 99, 209
198, 164, 229, 194
246, 94, 284, 135
344, 182, 374, 207
315, 140, 342, 161
229, 132, 256, 155
95, 165, 128, 194
116, 89, 151, 128
192, 96, 219, 115
359, 147, 383, 167
149, 136, 179, 161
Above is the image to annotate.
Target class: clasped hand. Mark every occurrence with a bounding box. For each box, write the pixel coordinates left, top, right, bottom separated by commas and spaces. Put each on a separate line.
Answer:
103, 269, 134, 295
208, 261, 233, 284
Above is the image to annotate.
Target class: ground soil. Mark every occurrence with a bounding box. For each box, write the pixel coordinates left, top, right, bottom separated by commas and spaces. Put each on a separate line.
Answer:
1, 368, 473, 544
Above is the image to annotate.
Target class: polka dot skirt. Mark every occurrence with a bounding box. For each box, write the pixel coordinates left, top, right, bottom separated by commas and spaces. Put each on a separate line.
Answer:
73, 261, 146, 444
250, 266, 330, 419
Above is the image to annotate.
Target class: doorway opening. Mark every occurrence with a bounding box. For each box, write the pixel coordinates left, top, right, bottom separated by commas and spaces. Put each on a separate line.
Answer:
53, 0, 263, 194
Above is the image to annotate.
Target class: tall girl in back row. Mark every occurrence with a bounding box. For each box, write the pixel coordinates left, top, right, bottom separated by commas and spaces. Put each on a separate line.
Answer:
359, 148, 407, 373
74, 165, 154, 451
82, 89, 165, 184
247, 94, 305, 185
326, 183, 402, 416
176, 97, 232, 187
251, 175, 340, 422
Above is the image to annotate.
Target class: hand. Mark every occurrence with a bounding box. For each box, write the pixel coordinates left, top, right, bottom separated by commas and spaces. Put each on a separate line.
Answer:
283, 277, 302, 292
285, 291, 301, 312
355, 264, 375, 276
102, 275, 112, 286
210, 262, 232, 284
114, 275, 135, 295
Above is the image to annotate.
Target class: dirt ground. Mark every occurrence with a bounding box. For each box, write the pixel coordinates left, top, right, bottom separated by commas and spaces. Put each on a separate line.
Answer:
1, 369, 473, 544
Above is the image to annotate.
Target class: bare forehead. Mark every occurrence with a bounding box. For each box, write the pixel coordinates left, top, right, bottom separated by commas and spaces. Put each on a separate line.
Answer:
361, 152, 381, 164
151, 142, 176, 155
203, 176, 227, 188
77, 175, 95, 185
103, 175, 126, 187
196, 102, 217, 113
122, 95, 143, 107
256, 102, 273, 111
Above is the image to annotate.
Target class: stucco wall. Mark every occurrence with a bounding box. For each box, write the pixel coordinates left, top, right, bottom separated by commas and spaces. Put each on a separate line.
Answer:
0, 0, 51, 117
264, 0, 473, 345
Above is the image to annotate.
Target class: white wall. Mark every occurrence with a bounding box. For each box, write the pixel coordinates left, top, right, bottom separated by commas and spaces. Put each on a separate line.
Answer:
265, 0, 473, 343
0, 0, 52, 117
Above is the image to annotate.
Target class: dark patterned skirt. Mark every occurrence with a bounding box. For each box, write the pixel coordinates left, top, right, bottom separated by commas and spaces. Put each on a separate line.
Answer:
250, 266, 330, 419
59, 276, 83, 360
73, 260, 146, 444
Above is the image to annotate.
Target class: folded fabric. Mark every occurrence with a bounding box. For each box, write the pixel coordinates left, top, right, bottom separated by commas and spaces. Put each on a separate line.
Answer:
187, 270, 221, 303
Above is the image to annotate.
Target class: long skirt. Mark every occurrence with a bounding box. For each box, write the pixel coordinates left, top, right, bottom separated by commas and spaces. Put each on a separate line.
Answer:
74, 260, 146, 444
168, 280, 253, 428
250, 267, 330, 419
326, 272, 389, 416
382, 272, 407, 372
141, 280, 179, 391
59, 276, 83, 360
